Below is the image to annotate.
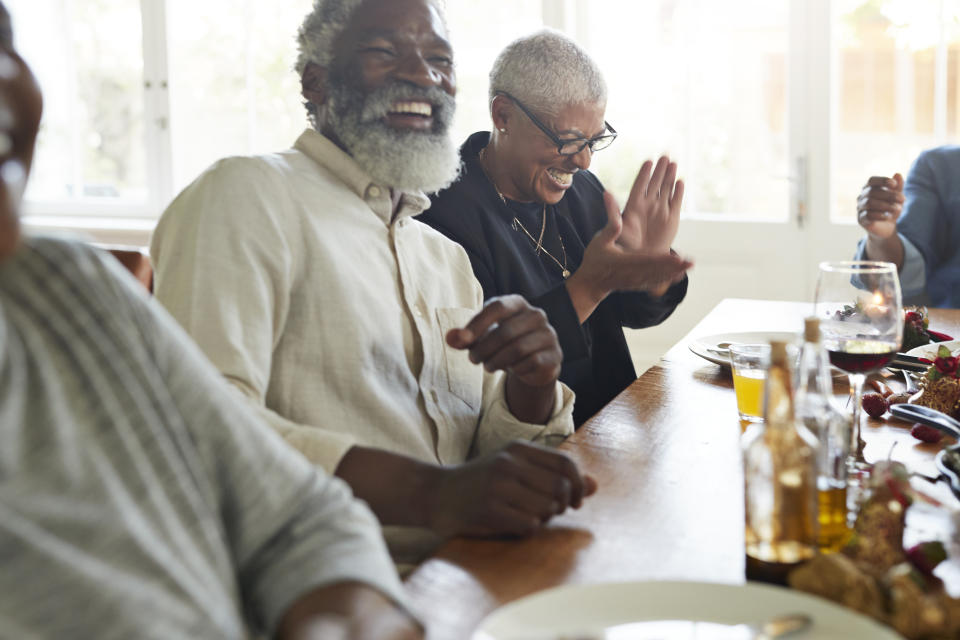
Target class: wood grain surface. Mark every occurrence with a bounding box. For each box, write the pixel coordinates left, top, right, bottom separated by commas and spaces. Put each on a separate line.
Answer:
404, 299, 960, 640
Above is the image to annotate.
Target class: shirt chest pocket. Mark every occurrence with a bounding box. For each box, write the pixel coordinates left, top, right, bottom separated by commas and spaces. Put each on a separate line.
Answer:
435, 307, 483, 412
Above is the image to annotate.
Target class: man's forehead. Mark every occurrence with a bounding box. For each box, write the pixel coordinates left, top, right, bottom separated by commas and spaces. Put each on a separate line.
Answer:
344, 0, 449, 44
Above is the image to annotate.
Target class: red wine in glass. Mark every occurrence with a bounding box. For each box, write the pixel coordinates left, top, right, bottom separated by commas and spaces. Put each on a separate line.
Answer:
828, 349, 896, 374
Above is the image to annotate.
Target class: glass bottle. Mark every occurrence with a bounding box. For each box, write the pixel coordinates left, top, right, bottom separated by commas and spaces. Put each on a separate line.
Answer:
743, 340, 819, 584
794, 317, 852, 552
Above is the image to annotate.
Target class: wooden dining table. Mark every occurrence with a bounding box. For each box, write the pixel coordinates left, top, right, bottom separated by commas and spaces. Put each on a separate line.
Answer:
403, 298, 960, 640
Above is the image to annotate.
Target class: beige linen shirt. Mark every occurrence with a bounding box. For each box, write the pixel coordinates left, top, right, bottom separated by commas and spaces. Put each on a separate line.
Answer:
151, 129, 574, 477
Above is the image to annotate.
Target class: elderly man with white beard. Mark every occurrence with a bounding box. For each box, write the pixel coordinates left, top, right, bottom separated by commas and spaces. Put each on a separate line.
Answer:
151, 0, 597, 567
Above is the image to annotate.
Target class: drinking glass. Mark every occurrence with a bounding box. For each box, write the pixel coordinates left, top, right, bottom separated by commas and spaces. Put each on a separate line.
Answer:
730, 343, 769, 423
813, 262, 902, 468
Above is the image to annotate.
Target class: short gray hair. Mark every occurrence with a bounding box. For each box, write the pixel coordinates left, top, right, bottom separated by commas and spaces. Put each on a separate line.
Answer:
295, 0, 365, 75
489, 29, 606, 119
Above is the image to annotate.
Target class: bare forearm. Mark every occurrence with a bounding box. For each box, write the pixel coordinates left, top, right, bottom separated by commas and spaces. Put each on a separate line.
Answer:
334, 446, 441, 528
565, 270, 609, 324
864, 233, 905, 270
505, 374, 556, 424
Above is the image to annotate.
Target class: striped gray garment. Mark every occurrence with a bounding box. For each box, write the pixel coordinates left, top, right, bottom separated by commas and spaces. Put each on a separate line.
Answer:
0, 237, 406, 639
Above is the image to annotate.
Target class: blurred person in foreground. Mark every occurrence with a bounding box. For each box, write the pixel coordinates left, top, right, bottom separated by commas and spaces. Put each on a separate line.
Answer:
420, 30, 691, 427
855, 146, 960, 307
150, 0, 596, 568
0, 4, 419, 637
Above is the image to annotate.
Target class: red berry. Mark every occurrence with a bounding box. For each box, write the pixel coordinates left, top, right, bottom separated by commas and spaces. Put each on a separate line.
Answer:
910, 423, 944, 443
861, 393, 888, 418
906, 541, 947, 575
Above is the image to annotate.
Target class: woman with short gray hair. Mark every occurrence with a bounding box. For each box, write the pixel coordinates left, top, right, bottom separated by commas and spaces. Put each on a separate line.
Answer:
421, 29, 692, 426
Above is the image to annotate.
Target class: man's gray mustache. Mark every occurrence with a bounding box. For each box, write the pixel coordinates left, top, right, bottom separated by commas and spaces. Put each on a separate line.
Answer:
358, 85, 455, 124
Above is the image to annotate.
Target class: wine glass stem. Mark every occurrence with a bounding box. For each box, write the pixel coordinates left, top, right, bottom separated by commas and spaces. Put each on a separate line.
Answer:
849, 373, 867, 464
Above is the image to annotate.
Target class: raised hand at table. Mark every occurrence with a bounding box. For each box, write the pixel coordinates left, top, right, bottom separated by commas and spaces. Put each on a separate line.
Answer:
858, 173, 904, 239
616, 156, 684, 254
566, 190, 693, 324
447, 295, 562, 424
858, 173, 906, 268
427, 440, 598, 538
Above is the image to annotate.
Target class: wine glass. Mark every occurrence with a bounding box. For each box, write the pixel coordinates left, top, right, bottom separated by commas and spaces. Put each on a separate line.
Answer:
814, 261, 902, 468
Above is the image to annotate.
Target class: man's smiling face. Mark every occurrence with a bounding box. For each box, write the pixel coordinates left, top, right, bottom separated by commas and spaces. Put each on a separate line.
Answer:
315, 0, 462, 193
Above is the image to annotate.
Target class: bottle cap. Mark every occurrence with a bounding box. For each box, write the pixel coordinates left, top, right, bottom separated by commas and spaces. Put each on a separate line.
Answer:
770, 340, 788, 365
804, 317, 820, 342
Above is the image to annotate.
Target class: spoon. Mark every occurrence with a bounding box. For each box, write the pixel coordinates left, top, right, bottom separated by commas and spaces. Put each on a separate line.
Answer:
745, 612, 812, 639
707, 341, 734, 356
890, 404, 960, 439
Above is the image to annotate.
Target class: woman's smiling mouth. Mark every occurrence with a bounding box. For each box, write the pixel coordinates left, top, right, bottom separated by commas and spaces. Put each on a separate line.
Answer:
547, 167, 574, 188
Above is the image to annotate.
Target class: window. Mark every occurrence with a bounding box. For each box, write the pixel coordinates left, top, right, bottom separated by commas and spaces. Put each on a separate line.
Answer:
10, 0, 313, 220
831, 0, 960, 222
12, 0, 149, 215
11, 0, 960, 234
584, 0, 789, 220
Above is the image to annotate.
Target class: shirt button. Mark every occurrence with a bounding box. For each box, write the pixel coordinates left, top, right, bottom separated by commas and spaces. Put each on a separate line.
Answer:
368, 185, 381, 198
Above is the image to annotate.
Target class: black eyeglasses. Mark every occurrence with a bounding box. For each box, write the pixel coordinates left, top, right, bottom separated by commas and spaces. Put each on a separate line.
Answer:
497, 91, 617, 156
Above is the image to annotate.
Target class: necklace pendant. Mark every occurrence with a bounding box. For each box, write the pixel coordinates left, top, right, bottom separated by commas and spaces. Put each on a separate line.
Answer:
562, 269, 571, 279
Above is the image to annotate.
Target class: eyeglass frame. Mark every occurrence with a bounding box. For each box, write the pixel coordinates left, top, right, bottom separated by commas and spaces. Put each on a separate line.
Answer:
496, 91, 617, 156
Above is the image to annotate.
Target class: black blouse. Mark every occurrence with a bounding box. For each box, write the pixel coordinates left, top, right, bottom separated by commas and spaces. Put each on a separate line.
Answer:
420, 132, 688, 426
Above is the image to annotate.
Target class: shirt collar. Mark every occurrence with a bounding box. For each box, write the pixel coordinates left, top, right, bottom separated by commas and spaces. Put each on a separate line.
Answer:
293, 128, 431, 224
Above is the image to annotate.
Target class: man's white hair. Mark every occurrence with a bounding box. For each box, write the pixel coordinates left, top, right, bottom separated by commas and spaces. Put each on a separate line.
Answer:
295, 0, 448, 75
489, 29, 607, 119
295, 0, 365, 75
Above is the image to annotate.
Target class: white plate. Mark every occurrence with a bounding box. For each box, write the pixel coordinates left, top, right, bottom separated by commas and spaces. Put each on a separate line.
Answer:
472, 581, 898, 640
905, 339, 960, 361
688, 331, 800, 368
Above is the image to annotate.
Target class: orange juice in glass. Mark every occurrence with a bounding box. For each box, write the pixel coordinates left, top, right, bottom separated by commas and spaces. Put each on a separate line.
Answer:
729, 344, 769, 423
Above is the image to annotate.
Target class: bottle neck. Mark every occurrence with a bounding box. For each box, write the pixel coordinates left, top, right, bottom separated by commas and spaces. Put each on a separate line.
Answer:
764, 363, 795, 427
796, 338, 833, 398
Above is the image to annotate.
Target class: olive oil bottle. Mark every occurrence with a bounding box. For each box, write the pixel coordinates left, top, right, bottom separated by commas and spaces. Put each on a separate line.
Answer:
795, 317, 852, 552
743, 340, 819, 584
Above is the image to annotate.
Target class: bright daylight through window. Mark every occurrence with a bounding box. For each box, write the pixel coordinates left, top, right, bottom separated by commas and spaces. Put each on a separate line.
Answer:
8, 0, 960, 229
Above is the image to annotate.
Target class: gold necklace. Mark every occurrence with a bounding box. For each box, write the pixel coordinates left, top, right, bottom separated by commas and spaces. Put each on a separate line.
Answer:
511, 212, 570, 278
479, 146, 571, 279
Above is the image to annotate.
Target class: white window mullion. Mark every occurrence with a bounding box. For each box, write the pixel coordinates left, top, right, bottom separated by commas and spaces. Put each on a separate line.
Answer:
140, 0, 173, 217
791, 0, 832, 296
934, 0, 949, 141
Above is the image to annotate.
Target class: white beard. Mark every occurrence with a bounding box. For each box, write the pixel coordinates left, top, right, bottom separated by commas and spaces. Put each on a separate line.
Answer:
324, 77, 461, 194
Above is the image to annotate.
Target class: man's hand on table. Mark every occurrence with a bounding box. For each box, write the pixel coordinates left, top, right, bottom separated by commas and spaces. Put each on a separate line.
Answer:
426, 440, 598, 538
447, 295, 563, 424
337, 443, 597, 539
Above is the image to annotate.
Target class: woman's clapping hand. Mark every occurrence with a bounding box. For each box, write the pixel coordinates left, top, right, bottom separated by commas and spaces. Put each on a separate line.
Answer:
565, 158, 692, 323
615, 156, 683, 255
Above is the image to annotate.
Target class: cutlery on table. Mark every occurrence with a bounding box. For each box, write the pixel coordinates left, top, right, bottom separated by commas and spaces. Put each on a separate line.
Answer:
890, 404, 960, 440
886, 352, 931, 373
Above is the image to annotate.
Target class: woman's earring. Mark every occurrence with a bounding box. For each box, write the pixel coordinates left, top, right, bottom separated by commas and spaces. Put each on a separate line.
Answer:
498, 128, 507, 134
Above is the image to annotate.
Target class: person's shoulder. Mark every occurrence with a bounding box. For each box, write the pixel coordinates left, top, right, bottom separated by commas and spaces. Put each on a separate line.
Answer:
573, 169, 604, 192
422, 139, 495, 238
195, 151, 304, 188
22, 234, 105, 274
15, 235, 140, 308
157, 151, 303, 229
915, 145, 960, 170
